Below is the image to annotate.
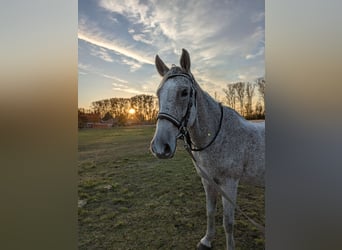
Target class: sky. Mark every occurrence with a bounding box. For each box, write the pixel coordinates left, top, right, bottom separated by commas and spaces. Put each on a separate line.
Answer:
78, 0, 264, 109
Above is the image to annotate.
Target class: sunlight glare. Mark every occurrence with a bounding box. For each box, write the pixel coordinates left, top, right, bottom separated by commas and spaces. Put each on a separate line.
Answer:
128, 108, 135, 114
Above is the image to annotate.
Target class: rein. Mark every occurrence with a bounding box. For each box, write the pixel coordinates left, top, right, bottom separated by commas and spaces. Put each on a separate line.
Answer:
156, 72, 265, 235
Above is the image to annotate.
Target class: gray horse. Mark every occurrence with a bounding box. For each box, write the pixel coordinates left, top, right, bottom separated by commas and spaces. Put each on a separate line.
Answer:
150, 49, 265, 250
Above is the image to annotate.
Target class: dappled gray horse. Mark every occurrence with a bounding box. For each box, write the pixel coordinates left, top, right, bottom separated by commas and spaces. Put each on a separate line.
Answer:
150, 49, 265, 250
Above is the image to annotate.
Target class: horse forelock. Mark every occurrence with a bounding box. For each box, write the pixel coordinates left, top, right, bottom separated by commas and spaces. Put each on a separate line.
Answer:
156, 66, 191, 96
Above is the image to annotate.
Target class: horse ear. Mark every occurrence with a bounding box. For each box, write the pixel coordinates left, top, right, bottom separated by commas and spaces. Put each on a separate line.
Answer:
180, 48, 191, 73
155, 55, 169, 77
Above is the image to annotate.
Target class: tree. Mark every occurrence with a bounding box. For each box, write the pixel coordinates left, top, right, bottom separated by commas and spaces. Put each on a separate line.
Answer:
222, 78, 265, 119
256, 77, 265, 105
245, 82, 255, 117
102, 111, 113, 121
234, 82, 246, 116
89, 94, 158, 126
256, 77, 265, 116
110, 98, 119, 118
129, 94, 157, 123
91, 100, 109, 118
255, 101, 263, 116
223, 83, 236, 109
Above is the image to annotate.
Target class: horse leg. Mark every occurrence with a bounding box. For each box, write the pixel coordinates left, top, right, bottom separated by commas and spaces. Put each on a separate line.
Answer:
198, 178, 218, 250
221, 178, 239, 250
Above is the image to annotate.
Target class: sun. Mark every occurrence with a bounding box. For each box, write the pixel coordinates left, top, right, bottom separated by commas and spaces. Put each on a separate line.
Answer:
128, 108, 135, 114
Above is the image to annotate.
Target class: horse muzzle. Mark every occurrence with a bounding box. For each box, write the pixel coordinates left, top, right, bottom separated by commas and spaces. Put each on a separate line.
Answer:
150, 139, 176, 159
150, 127, 177, 159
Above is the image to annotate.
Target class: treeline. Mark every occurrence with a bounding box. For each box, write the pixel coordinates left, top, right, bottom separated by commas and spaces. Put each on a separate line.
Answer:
223, 77, 265, 120
91, 94, 158, 125
79, 78, 265, 128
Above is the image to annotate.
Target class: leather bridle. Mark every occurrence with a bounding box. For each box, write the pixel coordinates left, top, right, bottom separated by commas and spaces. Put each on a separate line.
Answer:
157, 72, 223, 152
157, 72, 195, 127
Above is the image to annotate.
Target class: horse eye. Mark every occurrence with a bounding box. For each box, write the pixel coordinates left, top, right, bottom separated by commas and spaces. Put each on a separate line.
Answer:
181, 89, 188, 97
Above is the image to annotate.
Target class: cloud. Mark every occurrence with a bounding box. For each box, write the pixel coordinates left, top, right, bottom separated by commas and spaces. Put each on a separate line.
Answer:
108, 16, 119, 24
77, 62, 135, 84
246, 46, 264, 60
121, 58, 142, 72
90, 47, 113, 62
112, 82, 146, 95
238, 74, 247, 80
132, 33, 153, 45
97, 0, 264, 67
78, 31, 154, 65
251, 12, 265, 23
78, 17, 154, 65
98, 0, 228, 52
79, 0, 264, 104
78, 63, 91, 71
102, 74, 128, 83
99, 0, 152, 26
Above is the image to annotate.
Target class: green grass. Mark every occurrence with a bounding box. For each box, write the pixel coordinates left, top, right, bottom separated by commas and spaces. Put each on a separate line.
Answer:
78, 126, 264, 249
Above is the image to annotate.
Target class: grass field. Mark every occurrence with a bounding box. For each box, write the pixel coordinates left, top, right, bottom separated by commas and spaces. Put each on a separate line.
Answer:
78, 126, 264, 249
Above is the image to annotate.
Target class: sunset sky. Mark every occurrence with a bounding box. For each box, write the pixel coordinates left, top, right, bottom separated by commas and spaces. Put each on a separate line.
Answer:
78, 0, 264, 109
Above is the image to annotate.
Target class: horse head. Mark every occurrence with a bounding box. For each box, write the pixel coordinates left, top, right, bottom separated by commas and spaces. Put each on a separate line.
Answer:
150, 49, 197, 159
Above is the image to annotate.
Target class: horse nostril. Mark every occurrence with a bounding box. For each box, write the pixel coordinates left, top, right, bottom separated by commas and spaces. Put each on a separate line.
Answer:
164, 143, 171, 155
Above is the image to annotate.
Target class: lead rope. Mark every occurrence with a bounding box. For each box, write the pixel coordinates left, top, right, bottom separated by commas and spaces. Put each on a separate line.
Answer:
181, 136, 266, 236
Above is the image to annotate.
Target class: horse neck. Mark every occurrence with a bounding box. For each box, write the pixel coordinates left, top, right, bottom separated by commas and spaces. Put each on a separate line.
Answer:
188, 84, 222, 148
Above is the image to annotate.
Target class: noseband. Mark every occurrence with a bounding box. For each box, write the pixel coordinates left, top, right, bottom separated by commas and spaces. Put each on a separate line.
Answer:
157, 72, 223, 152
